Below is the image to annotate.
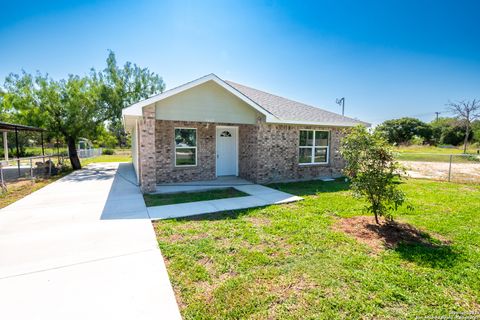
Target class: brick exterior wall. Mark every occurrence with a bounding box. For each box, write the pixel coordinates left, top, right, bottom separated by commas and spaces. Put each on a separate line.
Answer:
141, 118, 346, 189
155, 120, 216, 183
254, 123, 345, 183
238, 123, 259, 182
155, 120, 261, 184
138, 106, 157, 193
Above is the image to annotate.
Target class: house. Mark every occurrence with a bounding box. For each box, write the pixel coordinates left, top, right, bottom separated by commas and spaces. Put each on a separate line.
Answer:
122, 74, 368, 193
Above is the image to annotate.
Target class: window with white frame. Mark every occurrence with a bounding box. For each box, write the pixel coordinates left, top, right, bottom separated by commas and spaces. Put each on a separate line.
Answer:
175, 128, 197, 166
298, 130, 329, 164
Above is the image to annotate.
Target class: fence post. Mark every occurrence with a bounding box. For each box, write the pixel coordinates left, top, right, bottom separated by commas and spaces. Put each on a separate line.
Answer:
30, 158, 34, 181
448, 154, 453, 182
0, 165, 6, 192
48, 156, 52, 176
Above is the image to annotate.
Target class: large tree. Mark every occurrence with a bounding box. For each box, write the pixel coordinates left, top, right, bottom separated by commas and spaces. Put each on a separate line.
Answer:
430, 117, 469, 146
1, 51, 165, 169
2, 72, 106, 169
94, 51, 165, 146
376, 117, 432, 145
472, 120, 480, 144
447, 100, 480, 153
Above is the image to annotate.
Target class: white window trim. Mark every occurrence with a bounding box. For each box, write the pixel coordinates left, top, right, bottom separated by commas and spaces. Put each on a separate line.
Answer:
298, 129, 330, 165
174, 127, 197, 167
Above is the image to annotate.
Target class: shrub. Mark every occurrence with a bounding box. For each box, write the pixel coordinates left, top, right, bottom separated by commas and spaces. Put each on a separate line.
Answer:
410, 135, 425, 145
341, 126, 410, 224
102, 148, 115, 155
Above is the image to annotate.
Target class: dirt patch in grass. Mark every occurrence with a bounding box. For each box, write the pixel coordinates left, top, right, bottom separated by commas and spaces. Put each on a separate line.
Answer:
334, 216, 451, 254
245, 215, 271, 227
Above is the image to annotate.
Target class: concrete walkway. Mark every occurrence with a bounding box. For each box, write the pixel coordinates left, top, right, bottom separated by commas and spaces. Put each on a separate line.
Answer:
149, 180, 303, 220
0, 163, 181, 320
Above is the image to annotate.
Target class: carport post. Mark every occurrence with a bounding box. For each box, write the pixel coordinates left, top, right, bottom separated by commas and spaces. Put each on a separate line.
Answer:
30, 158, 34, 180
41, 132, 45, 156
56, 137, 60, 163
2, 131, 8, 161
15, 127, 20, 177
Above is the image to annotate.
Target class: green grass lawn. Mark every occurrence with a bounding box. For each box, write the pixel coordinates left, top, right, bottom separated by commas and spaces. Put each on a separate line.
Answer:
80, 154, 132, 166
144, 188, 248, 207
396, 153, 479, 163
154, 179, 480, 319
395, 145, 478, 154
395, 145, 480, 163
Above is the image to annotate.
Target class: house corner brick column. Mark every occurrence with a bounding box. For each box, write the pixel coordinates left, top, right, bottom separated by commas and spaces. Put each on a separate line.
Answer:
139, 106, 156, 193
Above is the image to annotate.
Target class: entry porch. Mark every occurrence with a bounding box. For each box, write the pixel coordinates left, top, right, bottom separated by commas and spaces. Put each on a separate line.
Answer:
154, 120, 258, 186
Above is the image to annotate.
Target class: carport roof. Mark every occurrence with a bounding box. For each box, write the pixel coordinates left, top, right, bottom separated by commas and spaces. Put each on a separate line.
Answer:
0, 121, 45, 132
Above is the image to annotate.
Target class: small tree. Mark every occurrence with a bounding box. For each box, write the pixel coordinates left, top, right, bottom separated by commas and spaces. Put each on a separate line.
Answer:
447, 100, 480, 153
341, 126, 407, 224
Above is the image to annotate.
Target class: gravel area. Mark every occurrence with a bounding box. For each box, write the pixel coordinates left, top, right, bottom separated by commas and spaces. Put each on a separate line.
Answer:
401, 161, 480, 183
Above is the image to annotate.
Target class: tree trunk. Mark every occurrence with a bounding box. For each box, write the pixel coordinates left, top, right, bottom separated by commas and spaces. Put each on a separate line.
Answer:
463, 123, 470, 154
67, 137, 82, 170
374, 212, 380, 224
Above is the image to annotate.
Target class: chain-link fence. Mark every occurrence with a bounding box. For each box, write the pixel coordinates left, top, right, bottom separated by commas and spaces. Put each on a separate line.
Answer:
0, 154, 71, 193
0, 147, 106, 193
78, 148, 103, 158
396, 152, 480, 183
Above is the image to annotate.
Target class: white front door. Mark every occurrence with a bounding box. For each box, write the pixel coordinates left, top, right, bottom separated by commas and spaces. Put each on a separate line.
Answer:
216, 126, 238, 176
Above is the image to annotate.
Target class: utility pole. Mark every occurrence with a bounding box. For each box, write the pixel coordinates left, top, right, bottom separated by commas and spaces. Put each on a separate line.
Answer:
435, 112, 440, 121
336, 97, 345, 116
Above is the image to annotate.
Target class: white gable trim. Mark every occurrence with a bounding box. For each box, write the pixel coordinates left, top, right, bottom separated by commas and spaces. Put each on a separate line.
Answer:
122, 74, 279, 121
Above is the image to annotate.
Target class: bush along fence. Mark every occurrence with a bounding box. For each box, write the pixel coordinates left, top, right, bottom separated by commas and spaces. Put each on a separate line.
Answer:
396, 152, 480, 183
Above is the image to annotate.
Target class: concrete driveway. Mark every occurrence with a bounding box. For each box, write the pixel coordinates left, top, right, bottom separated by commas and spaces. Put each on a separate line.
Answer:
0, 163, 181, 320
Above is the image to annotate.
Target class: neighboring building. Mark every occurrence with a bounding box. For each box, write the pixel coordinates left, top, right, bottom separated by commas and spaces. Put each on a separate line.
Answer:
122, 74, 368, 193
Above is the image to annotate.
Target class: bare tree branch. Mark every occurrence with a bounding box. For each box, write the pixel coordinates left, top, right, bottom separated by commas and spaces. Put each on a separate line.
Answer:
446, 99, 480, 153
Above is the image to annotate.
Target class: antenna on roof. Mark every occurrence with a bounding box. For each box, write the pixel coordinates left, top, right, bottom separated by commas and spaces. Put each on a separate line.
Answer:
336, 97, 345, 116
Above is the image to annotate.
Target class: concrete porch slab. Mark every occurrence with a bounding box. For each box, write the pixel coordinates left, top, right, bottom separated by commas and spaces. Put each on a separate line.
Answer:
155, 176, 253, 194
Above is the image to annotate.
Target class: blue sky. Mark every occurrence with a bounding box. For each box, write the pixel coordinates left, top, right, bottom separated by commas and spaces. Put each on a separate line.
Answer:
1, 0, 479, 124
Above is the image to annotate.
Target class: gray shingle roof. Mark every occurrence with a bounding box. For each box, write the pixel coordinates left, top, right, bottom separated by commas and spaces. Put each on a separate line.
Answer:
226, 80, 368, 127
